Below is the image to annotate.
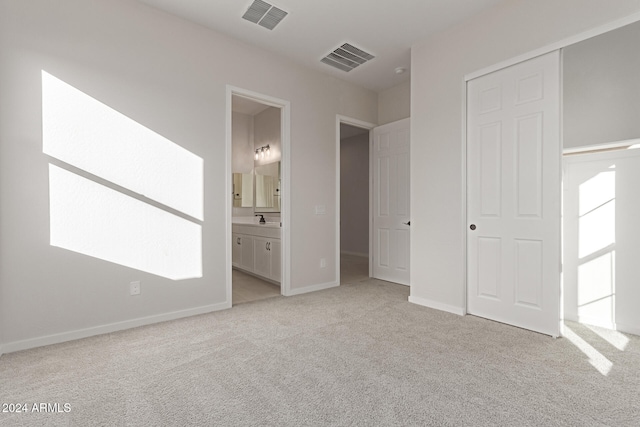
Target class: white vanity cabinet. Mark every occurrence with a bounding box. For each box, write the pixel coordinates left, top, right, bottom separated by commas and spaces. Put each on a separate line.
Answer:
232, 233, 254, 271
252, 236, 281, 282
232, 223, 281, 284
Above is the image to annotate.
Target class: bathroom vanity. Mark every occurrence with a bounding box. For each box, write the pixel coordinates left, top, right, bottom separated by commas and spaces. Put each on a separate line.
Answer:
232, 222, 281, 284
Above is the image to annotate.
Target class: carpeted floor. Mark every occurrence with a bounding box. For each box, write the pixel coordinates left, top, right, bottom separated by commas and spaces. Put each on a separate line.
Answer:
1, 277, 639, 426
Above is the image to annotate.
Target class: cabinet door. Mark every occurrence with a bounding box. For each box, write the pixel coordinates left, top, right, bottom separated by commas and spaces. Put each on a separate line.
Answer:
253, 236, 271, 278
270, 239, 281, 282
232, 233, 242, 267
240, 235, 254, 272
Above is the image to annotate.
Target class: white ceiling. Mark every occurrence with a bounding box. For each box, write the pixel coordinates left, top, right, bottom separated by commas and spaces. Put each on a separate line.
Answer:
137, 0, 505, 92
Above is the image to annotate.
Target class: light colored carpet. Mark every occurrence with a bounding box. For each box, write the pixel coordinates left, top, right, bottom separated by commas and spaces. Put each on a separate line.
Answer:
1, 278, 639, 426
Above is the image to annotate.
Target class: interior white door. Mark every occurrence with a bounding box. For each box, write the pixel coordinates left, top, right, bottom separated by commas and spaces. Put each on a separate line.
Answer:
467, 51, 561, 336
372, 118, 410, 285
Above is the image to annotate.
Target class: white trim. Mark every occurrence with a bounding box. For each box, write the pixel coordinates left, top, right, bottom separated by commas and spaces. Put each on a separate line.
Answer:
286, 281, 338, 296
617, 322, 640, 337
335, 115, 376, 285
1, 302, 230, 354
563, 138, 640, 155
465, 11, 640, 81
564, 142, 640, 163
557, 49, 565, 338
409, 295, 466, 316
226, 86, 291, 299
465, 51, 562, 336
576, 316, 616, 331
461, 77, 469, 312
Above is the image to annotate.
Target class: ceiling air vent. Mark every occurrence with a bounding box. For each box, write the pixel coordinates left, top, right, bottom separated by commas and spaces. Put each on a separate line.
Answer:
321, 43, 375, 72
242, 0, 288, 30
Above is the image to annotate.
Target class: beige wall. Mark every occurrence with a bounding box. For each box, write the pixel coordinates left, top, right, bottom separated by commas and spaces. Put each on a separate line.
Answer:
340, 133, 369, 257
410, 0, 640, 312
232, 112, 254, 174
0, 0, 377, 351
564, 20, 640, 149
253, 107, 281, 166
378, 80, 410, 125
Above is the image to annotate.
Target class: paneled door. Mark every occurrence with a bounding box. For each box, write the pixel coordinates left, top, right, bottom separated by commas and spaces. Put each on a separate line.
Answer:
467, 51, 561, 336
372, 118, 410, 285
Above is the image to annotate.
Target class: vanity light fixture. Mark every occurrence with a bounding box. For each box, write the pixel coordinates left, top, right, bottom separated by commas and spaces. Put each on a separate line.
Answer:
255, 144, 271, 160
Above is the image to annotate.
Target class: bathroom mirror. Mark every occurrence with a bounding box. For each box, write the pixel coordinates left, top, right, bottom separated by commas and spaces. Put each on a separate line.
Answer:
232, 173, 253, 208
254, 161, 280, 213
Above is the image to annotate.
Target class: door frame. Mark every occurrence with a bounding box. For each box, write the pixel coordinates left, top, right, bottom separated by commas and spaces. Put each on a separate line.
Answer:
226, 86, 291, 303
465, 51, 562, 337
462, 11, 640, 334
335, 115, 376, 282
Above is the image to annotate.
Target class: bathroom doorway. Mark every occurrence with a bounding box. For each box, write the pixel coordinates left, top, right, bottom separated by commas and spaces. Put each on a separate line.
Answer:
227, 87, 290, 306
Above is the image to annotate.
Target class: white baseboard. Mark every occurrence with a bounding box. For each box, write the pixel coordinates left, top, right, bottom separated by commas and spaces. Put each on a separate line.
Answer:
408, 295, 465, 316
2, 301, 231, 355
576, 316, 616, 331
340, 251, 368, 258
285, 281, 338, 296
616, 322, 640, 336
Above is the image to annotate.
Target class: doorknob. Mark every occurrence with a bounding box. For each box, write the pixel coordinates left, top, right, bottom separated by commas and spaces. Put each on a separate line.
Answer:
470, 224, 476, 230
403, 221, 411, 226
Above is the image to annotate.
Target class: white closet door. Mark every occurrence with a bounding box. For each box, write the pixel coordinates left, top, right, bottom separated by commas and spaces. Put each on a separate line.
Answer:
467, 51, 561, 336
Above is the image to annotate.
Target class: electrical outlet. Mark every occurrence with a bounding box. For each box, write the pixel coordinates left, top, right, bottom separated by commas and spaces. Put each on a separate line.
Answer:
130, 281, 141, 296
320, 258, 327, 268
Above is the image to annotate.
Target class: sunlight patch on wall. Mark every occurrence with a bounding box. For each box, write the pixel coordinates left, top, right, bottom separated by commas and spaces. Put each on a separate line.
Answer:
576, 167, 616, 328
49, 165, 202, 280
578, 170, 615, 258
43, 70, 203, 280
42, 71, 203, 220
577, 251, 614, 324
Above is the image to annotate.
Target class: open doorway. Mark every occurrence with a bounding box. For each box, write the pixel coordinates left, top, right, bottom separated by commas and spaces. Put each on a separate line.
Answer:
560, 20, 640, 336
227, 87, 290, 306
337, 118, 374, 285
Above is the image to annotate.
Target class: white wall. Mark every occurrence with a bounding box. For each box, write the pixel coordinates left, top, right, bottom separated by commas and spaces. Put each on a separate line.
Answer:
563, 150, 640, 335
254, 107, 281, 166
410, 0, 640, 313
564, 20, 640, 149
378, 80, 410, 125
232, 112, 254, 216
340, 133, 369, 257
0, 0, 377, 352
232, 112, 254, 174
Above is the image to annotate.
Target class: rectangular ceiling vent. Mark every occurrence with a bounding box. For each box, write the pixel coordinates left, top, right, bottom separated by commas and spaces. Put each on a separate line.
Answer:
242, 0, 288, 30
321, 43, 375, 72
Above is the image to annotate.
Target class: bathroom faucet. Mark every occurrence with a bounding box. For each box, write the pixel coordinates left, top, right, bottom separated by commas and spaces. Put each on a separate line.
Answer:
255, 214, 266, 224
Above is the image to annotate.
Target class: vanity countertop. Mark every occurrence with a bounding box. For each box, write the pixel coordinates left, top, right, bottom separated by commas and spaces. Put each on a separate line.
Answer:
232, 218, 281, 228
236, 222, 280, 229
232, 221, 281, 239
